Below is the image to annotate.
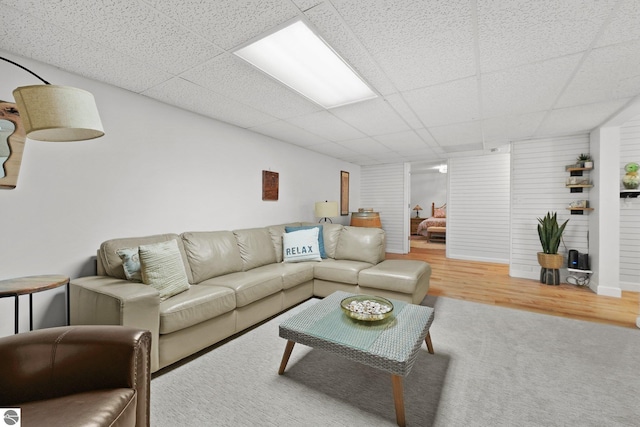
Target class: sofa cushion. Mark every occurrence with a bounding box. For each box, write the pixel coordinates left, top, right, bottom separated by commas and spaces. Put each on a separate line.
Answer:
285, 225, 326, 258
116, 247, 142, 282
159, 285, 236, 334
139, 240, 191, 301
321, 223, 344, 259
181, 231, 243, 283
207, 265, 283, 307
358, 259, 431, 294
99, 233, 194, 284
277, 262, 315, 290
233, 228, 277, 271
283, 228, 322, 263
313, 258, 374, 284
335, 226, 385, 265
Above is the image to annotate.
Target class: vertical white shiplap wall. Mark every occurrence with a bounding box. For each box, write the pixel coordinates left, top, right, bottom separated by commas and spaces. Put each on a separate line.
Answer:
448, 153, 510, 263
620, 117, 640, 291
510, 136, 591, 280
361, 163, 407, 254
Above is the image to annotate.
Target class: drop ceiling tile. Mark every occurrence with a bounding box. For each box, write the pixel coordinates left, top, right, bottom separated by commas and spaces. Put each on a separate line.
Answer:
291, 0, 323, 11
481, 54, 581, 118
304, 2, 397, 96
3, 0, 222, 75
556, 40, 640, 108
414, 128, 439, 146
143, 0, 300, 50
477, 0, 617, 72
445, 146, 484, 156
0, 8, 172, 93
428, 121, 484, 147
403, 77, 480, 127
331, 98, 410, 136
374, 130, 429, 152
596, 0, 640, 47
143, 78, 277, 128
305, 142, 359, 159
288, 111, 364, 141
332, 0, 476, 91
384, 94, 424, 129
536, 98, 631, 137
181, 54, 321, 119
482, 111, 547, 144
339, 138, 394, 155
249, 120, 329, 147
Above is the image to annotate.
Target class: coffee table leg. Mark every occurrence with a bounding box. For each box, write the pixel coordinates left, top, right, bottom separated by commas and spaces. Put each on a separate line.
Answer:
425, 332, 434, 354
278, 340, 296, 375
391, 375, 406, 427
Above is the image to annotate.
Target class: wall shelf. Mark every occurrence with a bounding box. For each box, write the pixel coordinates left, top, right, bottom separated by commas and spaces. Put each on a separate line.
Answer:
567, 207, 594, 215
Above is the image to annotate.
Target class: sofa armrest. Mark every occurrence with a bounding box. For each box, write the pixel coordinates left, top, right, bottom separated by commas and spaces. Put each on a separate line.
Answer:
70, 276, 160, 372
0, 325, 151, 426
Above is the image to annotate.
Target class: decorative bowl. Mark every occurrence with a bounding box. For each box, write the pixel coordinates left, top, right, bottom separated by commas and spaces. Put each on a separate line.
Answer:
340, 295, 394, 321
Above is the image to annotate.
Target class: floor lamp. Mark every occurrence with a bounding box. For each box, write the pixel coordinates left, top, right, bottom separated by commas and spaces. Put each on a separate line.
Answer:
1, 56, 104, 142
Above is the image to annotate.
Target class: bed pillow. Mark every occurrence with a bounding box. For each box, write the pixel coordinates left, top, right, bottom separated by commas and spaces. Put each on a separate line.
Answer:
116, 247, 142, 282
139, 240, 190, 300
285, 225, 326, 258
282, 228, 322, 263
434, 207, 446, 218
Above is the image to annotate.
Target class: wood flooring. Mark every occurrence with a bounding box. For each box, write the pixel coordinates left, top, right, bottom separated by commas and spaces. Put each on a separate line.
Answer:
386, 241, 639, 329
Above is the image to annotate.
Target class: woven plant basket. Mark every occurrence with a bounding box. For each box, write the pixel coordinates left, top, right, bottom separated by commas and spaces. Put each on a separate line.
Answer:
537, 252, 564, 269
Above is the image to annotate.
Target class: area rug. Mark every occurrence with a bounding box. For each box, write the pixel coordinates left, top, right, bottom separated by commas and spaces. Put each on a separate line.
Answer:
151, 296, 640, 426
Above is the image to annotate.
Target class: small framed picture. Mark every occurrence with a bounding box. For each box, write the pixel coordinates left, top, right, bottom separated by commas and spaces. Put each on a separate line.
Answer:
340, 171, 349, 215
262, 170, 279, 201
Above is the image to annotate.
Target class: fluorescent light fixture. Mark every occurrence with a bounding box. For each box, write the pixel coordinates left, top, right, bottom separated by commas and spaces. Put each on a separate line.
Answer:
233, 20, 377, 109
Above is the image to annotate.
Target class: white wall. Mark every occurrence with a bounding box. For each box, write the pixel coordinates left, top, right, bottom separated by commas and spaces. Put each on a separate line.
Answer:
360, 163, 407, 254
0, 52, 360, 337
619, 117, 640, 292
448, 153, 511, 263
510, 136, 591, 281
410, 169, 447, 216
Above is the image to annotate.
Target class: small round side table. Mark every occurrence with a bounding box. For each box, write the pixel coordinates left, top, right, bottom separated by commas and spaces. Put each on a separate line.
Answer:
0, 275, 70, 334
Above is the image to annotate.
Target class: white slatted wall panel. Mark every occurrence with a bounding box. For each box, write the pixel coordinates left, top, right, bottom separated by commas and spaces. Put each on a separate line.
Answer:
361, 163, 406, 254
510, 136, 590, 280
448, 153, 510, 263
620, 117, 640, 291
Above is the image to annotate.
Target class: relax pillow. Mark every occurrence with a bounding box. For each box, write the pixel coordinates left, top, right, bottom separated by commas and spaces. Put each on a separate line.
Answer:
434, 207, 446, 218
139, 240, 190, 300
285, 225, 326, 258
116, 247, 142, 282
282, 228, 322, 263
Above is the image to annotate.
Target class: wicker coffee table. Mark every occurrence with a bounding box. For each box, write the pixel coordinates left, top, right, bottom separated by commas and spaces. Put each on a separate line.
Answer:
278, 291, 434, 426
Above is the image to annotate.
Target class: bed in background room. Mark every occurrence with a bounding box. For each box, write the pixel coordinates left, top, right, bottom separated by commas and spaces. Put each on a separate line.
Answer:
416, 203, 446, 242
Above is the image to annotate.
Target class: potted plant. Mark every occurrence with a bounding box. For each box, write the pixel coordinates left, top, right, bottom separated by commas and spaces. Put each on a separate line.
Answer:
537, 212, 569, 285
577, 153, 593, 169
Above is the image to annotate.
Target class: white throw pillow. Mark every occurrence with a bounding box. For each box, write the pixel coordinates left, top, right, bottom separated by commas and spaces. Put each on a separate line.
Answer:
139, 240, 190, 300
282, 228, 322, 263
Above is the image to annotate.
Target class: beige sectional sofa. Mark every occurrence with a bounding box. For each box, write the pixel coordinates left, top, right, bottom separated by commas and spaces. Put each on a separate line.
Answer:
70, 223, 431, 372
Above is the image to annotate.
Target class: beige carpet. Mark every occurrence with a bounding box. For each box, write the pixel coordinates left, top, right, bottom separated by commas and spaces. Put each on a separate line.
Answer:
150, 296, 640, 426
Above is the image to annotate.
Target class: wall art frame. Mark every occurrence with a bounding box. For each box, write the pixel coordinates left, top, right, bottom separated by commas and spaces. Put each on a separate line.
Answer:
340, 170, 349, 215
262, 170, 279, 201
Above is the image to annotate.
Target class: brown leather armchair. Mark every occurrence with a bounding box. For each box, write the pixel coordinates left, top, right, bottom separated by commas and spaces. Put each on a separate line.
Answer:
0, 325, 151, 427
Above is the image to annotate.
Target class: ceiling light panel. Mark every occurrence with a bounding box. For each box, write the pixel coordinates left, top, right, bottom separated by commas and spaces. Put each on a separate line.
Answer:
233, 19, 377, 109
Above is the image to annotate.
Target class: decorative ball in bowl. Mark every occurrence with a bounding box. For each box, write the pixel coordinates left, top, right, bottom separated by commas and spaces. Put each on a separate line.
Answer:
340, 295, 394, 321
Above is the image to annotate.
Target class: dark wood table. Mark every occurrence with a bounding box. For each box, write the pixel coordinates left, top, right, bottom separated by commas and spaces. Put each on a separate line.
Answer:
0, 275, 70, 334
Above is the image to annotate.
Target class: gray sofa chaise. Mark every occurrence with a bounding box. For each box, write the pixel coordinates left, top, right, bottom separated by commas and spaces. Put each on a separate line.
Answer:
70, 223, 431, 372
